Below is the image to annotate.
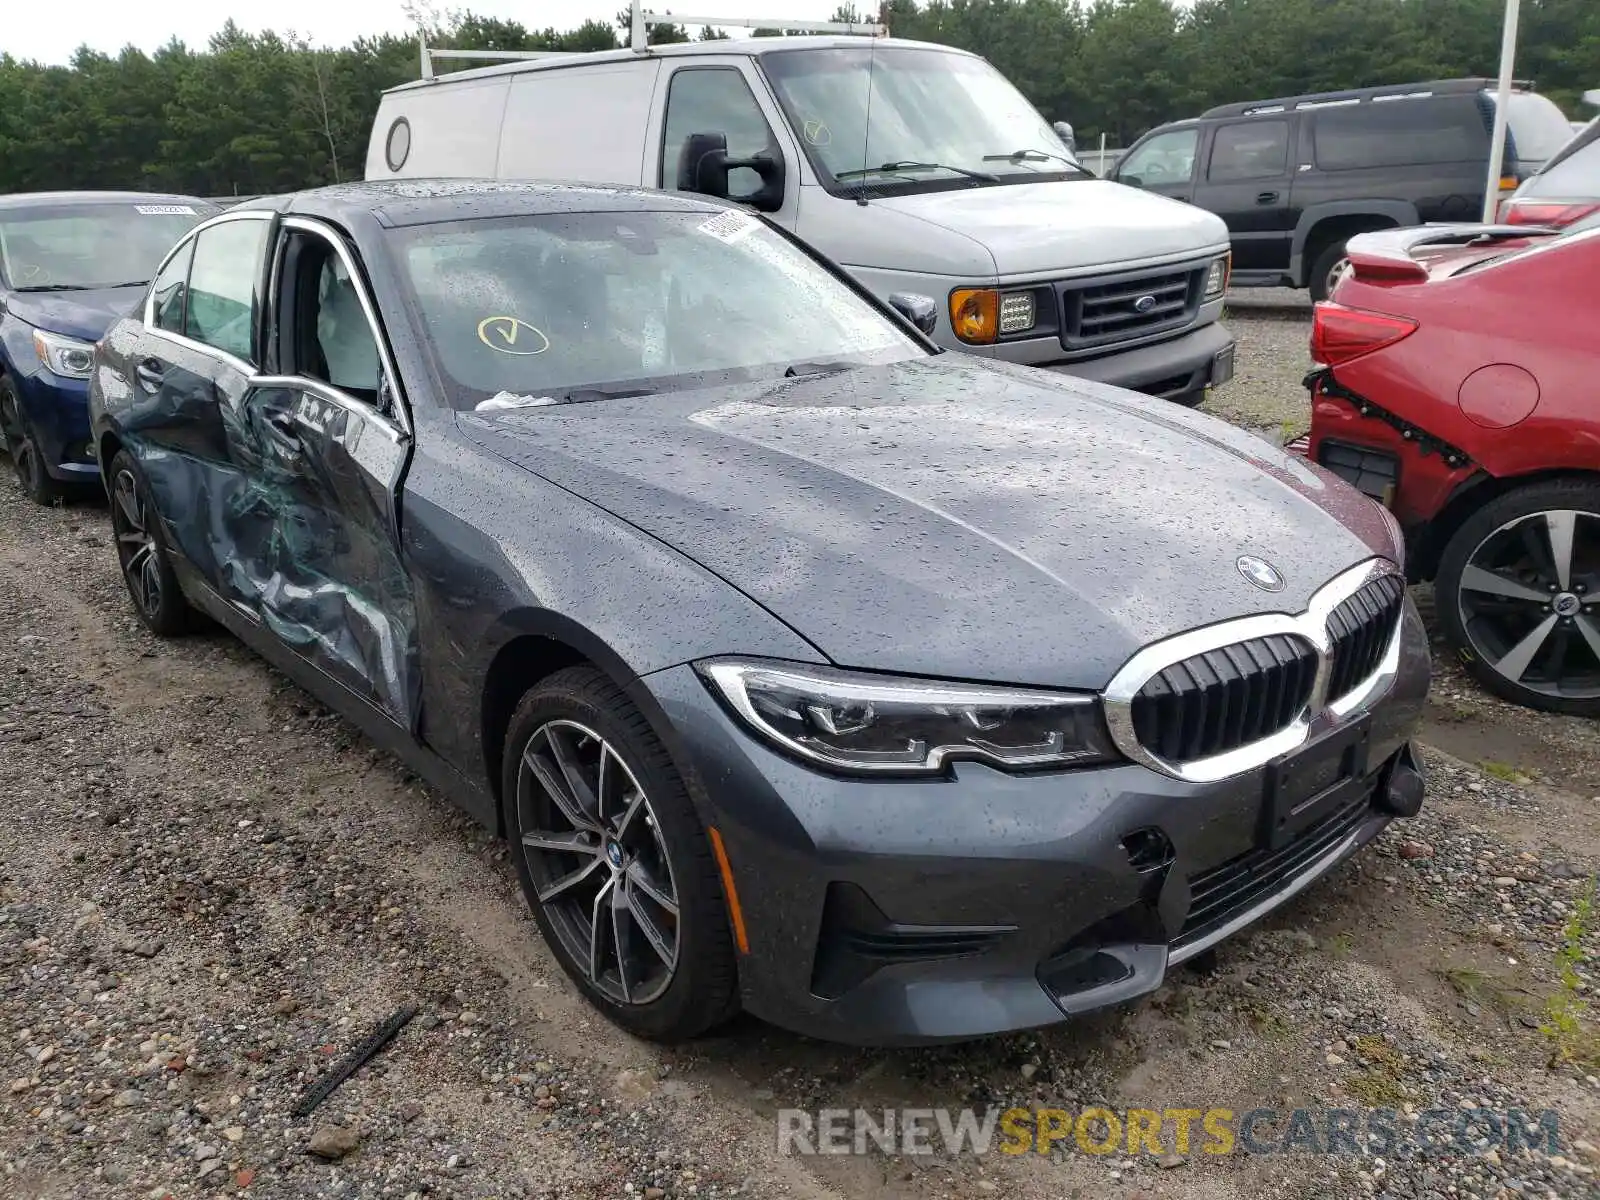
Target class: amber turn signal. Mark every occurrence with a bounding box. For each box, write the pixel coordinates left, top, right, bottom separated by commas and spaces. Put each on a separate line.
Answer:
949, 288, 999, 344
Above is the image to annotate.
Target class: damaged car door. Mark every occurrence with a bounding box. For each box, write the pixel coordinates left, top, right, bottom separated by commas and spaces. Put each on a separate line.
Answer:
225, 217, 419, 724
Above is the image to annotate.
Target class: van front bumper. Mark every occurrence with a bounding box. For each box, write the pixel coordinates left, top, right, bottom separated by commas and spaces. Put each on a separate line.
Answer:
1040, 319, 1235, 399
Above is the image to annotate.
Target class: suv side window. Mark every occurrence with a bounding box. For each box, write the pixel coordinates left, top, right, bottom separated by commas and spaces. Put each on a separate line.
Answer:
1209, 120, 1289, 181
150, 240, 194, 334
1119, 129, 1199, 187
661, 67, 778, 202
184, 218, 269, 362
1312, 98, 1485, 170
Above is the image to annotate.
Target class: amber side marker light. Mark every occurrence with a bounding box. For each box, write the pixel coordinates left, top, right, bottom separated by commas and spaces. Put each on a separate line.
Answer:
949, 288, 999, 344
707, 826, 750, 955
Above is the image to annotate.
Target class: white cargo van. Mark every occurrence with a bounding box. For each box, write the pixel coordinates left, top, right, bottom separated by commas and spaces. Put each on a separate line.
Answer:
366, 15, 1236, 404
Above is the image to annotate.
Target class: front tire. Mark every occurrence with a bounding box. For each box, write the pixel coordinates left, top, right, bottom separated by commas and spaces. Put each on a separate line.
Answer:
502, 666, 739, 1041
1436, 478, 1600, 715
0, 377, 62, 506
107, 450, 197, 637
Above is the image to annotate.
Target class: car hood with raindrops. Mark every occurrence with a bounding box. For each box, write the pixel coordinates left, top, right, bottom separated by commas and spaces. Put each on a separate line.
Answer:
460, 354, 1397, 691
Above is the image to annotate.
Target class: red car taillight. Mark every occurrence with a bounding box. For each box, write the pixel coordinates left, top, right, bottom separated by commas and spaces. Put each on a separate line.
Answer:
1502, 200, 1600, 227
1311, 302, 1419, 367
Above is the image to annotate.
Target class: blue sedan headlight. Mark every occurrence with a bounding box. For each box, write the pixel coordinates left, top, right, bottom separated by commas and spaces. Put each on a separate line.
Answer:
698, 658, 1118, 775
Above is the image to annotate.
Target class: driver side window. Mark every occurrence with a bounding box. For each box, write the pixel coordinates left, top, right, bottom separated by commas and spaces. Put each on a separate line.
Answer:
280, 228, 383, 406
660, 67, 778, 203
1120, 128, 1199, 187
150, 241, 194, 334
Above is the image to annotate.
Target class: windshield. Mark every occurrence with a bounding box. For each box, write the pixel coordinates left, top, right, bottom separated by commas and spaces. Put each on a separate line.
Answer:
0, 202, 210, 291
389, 208, 924, 410
761, 47, 1082, 194
1487, 91, 1576, 165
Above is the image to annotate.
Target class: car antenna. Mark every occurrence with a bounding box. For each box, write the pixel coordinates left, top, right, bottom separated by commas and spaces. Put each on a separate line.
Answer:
856, 15, 879, 207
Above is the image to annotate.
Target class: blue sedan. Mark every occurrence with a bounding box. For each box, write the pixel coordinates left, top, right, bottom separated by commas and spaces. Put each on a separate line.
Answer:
0, 192, 215, 503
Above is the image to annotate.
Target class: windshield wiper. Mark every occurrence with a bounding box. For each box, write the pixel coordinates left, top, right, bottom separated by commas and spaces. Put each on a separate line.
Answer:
982, 148, 1087, 172
12, 283, 96, 292
783, 360, 856, 379
557, 386, 657, 404
835, 160, 999, 184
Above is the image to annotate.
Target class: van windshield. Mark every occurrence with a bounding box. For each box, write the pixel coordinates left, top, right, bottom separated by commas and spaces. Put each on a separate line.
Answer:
388, 208, 925, 410
761, 46, 1086, 195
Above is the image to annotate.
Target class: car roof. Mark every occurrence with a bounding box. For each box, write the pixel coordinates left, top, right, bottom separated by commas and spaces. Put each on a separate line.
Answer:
0, 190, 215, 211
228, 179, 741, 229
385, 35, 977, 94
1199, 77, 1524, 120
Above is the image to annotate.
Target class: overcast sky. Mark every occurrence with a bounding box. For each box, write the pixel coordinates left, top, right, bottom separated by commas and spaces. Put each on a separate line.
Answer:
10, 1, 854, 65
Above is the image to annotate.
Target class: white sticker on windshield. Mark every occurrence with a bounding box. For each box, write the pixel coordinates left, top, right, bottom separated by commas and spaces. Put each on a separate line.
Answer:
135, 204, 197, 215
696, 209, 759, 244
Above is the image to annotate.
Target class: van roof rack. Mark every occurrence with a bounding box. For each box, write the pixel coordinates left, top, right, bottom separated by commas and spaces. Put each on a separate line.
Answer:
416, 4, 886, 79
627, 2, 885, 50
419, 42, 576, 81
1201, 77, 1535, 120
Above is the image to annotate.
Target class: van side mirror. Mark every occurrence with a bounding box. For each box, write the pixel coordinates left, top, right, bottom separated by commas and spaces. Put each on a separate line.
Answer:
678, 131, 785, 213
888, 292, 938, 336
1052, 120, 1076, 153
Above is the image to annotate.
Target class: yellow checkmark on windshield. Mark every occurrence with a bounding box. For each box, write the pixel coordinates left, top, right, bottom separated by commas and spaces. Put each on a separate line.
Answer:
477, 316, 550, 356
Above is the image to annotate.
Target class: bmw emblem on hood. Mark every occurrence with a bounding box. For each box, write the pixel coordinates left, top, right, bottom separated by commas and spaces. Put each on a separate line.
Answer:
1236, 555, 1285, 592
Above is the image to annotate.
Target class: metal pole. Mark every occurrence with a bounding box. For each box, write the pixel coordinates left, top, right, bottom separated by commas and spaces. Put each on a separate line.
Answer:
631, 0, 646, 52
1482, 0, 1522, 223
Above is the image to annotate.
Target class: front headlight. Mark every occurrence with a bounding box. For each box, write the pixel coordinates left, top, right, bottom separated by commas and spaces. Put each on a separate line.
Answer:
32, 329, 96, 380
1203, 254, 1230, 300
697, 658, 1119, 775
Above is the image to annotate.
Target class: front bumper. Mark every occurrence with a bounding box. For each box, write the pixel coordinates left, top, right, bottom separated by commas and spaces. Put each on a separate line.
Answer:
10, 370, 96, 481
644, 598, 1429, 1045
1042, 318, 1234, 399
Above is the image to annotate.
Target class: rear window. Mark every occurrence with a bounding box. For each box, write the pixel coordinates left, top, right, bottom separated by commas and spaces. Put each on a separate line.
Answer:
1311, 96, 1486, 170
1490, 91, 1575, 164
1521, 120, 1600, 195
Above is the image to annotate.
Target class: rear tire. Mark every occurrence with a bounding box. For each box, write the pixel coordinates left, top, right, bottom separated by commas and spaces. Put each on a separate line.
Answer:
501, 665, 739, 1041
107, 450, 198, 637
1308, 240, 1352, 302
1436, 478, 1600, 716
0, 377, 62, 506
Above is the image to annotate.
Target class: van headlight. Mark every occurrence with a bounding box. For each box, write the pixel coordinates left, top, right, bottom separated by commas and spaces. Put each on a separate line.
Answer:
1203, 254, 1230, 301
32, 329, 96, 380
698, 658, 1118, 775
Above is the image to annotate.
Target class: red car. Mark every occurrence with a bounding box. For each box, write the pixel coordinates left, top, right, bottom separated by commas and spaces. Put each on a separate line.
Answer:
1304, 219, 1600, 715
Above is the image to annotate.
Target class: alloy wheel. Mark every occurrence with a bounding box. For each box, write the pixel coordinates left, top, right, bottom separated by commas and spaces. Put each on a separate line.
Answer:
1456, 508, 1600, 701
516, 719, 680, 1006
13, 438, 41, 494
111, 468, 163, 618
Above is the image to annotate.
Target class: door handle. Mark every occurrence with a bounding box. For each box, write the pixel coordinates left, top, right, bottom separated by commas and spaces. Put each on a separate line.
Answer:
1256, 191, 1280, 204
134, 359, 165, 393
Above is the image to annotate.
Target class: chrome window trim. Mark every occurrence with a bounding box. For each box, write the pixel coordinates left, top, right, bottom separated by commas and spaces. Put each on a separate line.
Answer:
144, 326, 257, 379
141, 209, 275, 331
245, 374, 406, 445
1102, 557, 1405, 783
276, 215, 413, 439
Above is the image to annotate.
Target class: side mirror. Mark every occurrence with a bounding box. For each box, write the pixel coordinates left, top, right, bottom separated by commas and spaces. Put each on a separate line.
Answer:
677, 130, 786, 213
1052, 120, 1076, 153
888, 292, 937, 336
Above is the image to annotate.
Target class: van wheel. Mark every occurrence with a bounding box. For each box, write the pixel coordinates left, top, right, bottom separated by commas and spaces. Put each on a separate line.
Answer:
1436, 479, 1600, 715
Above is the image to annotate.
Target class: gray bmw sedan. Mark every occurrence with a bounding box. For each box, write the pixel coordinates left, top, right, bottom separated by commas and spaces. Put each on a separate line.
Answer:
88, 181, 1428, 1045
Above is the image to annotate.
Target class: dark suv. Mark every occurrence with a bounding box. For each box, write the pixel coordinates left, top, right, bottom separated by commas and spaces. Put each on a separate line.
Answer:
1109, 78, 1575, 299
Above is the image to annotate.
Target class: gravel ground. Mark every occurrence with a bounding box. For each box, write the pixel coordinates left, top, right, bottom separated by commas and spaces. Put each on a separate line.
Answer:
3, 313, 1600, 1199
